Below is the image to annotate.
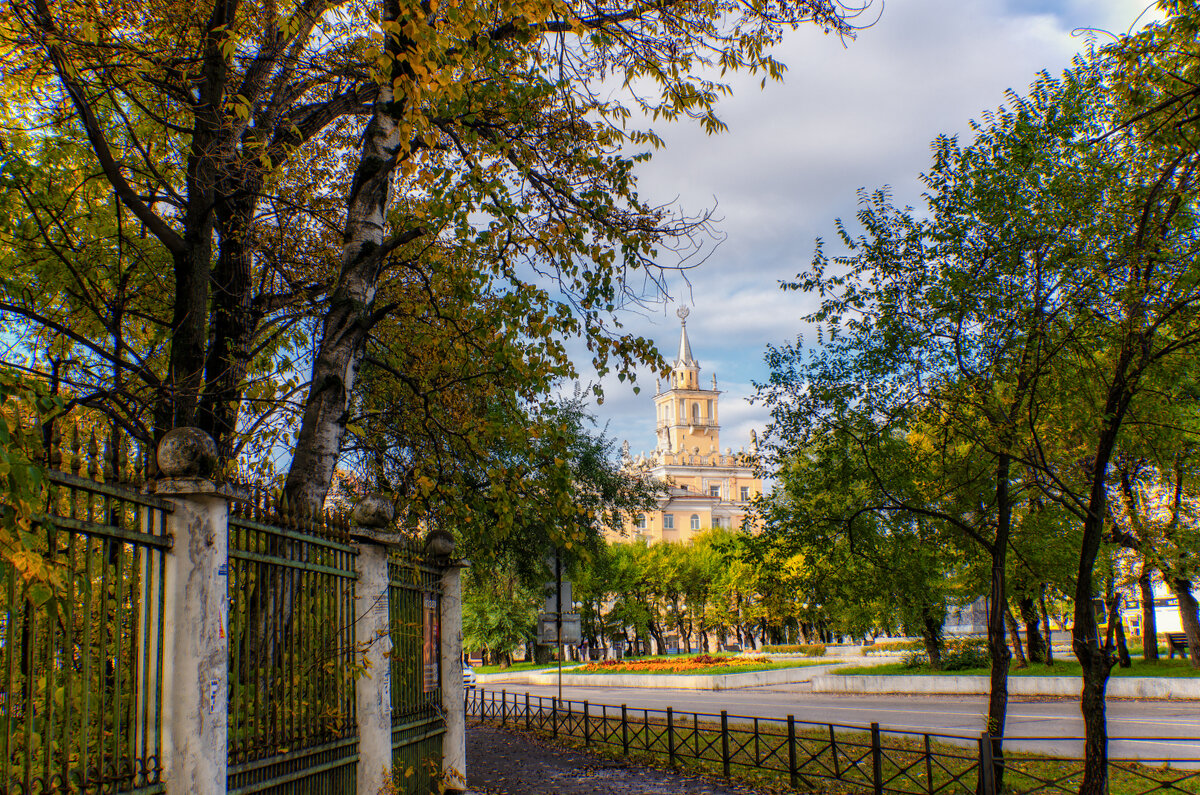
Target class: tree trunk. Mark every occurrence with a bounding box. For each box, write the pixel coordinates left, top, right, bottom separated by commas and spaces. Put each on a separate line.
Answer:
1005, 605, 1027, 668
197, 201, 258, 457
1040, 587, 1054, 666
985, 453, 1014, 791
920, 607, 944, 670
648, 620, 666, 655
1074, 450, 1121, 795
1106, 594, 1131, 669
285, 0, 423, 512
1019, 596, 1045, 663
1140, 567, 1158, 661
1170, 578, 1200, 669
1115, 614, 1131, 669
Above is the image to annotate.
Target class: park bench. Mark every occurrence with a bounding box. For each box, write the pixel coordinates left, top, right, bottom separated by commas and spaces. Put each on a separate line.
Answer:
1166, 632, 1190, 659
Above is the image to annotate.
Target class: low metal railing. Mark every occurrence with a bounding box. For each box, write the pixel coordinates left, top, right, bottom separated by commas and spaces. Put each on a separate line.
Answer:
467, 688, 1200, 794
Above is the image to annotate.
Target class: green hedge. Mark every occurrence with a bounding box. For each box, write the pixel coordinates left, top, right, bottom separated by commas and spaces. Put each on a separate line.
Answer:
862, 640, 925, 654
902, 638, 990, 671
761, 644, 827, 657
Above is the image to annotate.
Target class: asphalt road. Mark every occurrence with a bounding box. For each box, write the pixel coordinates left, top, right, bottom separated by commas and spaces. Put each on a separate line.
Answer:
475, 681, 1200, 762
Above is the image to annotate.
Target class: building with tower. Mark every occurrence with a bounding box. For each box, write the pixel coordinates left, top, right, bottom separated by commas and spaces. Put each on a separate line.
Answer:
616, 308, 762, 543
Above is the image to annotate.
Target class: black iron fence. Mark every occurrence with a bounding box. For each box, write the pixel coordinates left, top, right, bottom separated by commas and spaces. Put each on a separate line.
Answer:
3, 419, 451, 794
388, 549, 445, 793
1, 427, 169, 795
467, 688, 1200, 794
226, 491, 360, 794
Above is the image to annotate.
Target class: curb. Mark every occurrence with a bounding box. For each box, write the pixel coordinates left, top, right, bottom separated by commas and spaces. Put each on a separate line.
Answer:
810, 674, 1200, 699
477, 662, 843, 690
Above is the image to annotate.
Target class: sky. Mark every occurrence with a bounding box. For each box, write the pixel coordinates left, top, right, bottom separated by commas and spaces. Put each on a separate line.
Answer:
578, 0, 1163, 460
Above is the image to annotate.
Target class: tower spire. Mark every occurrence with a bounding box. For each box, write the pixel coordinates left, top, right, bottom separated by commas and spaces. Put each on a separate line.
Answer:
675, 306, 695, 367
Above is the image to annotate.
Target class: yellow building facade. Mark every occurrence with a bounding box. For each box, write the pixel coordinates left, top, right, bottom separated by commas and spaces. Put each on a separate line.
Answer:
618, 308, 762, 543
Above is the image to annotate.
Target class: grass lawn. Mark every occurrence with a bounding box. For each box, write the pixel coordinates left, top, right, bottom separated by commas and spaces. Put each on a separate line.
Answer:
836, 657, 1200, 678
475, 660, 584, 675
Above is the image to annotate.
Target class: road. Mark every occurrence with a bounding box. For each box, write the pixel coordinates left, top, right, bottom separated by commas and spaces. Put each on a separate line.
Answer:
474, 681, 1200, 762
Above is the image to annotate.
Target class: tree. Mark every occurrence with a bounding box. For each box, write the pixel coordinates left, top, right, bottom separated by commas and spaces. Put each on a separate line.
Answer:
756, 421, 967, 666
759, 45, 1200, 792
759, 72, 1105, 770
3, 0, 860, 519
1107, 443, 1200, 665
462, 562, 538, 667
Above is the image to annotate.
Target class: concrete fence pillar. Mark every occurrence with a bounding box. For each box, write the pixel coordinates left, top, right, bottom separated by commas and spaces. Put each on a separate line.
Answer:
153, 428, 232, 795
349, 495, 402, 795
428, 527, 468, 794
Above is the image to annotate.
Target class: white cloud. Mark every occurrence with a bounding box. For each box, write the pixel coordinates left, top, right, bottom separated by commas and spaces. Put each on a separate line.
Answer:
580, 0, 1162, 459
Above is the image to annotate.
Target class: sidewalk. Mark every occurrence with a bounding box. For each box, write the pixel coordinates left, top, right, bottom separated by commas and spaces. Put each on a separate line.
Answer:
466, 723, 775, 795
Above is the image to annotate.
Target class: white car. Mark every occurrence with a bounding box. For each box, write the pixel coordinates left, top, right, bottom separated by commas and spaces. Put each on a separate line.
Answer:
462, 663, 477, 689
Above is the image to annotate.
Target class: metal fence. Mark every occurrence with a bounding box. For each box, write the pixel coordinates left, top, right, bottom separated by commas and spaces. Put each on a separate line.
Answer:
3, 422, 455, 794
468, 688, 1200, 795
226, 491, 360, 794
1, 427, 169, 794
388, 548, 445, 794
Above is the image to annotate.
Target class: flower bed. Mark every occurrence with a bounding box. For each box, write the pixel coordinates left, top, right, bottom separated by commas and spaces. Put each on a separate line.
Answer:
579, 654, 770, 674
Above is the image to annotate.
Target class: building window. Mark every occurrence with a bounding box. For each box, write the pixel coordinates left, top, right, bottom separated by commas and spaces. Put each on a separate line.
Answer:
713, 517, 723, 528
709, 485, 720, 498
692, 402, 699, 423
636, 514, 646, 529
707, 399, 713, 418
663, 514, 674, 530
690, 514, 701, 530
740, 486, 750, 501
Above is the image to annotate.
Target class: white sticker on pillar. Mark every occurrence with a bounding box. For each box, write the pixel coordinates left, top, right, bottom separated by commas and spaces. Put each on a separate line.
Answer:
218, 559, 229, 639
210, 679, 219, 714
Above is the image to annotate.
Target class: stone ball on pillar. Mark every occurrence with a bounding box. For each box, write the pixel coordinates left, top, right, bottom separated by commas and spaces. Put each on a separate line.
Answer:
351, 494, 395, 529
157, 427, 219, 479
424, 527, 456, 560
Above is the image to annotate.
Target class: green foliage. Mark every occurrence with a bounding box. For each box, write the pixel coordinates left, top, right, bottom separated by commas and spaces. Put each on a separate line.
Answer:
761, 643, 826, 656
865, 640, 925, 655
1, 0, 860, 509
902, 638, 990, 671
462, 566, 539, 665
0, 367, 63, 597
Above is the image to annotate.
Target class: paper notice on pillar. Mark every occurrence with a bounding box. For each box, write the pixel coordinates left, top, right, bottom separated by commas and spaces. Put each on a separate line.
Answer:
210, 679, 219, 714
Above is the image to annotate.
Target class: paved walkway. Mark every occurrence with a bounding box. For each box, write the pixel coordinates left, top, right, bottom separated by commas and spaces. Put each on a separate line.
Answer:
466, 723, 777, 795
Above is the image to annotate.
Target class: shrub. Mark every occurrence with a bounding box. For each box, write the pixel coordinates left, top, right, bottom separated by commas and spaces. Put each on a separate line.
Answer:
942, 638, 989, 670
893, 638, 990, 671
862, 640, 924, 655
762, 644, 827, 657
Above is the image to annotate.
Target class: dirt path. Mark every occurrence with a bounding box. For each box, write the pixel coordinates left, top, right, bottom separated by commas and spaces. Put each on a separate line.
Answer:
467, 723, 778, 795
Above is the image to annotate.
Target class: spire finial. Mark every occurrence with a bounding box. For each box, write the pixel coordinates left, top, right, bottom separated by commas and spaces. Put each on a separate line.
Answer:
675, 305, 696, 366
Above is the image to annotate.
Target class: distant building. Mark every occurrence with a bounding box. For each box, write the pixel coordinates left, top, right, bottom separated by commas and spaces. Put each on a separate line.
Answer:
615, 308, 762, 543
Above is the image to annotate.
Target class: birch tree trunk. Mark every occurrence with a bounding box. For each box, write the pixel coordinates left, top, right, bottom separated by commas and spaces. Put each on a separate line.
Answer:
285, 0, 416, 512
